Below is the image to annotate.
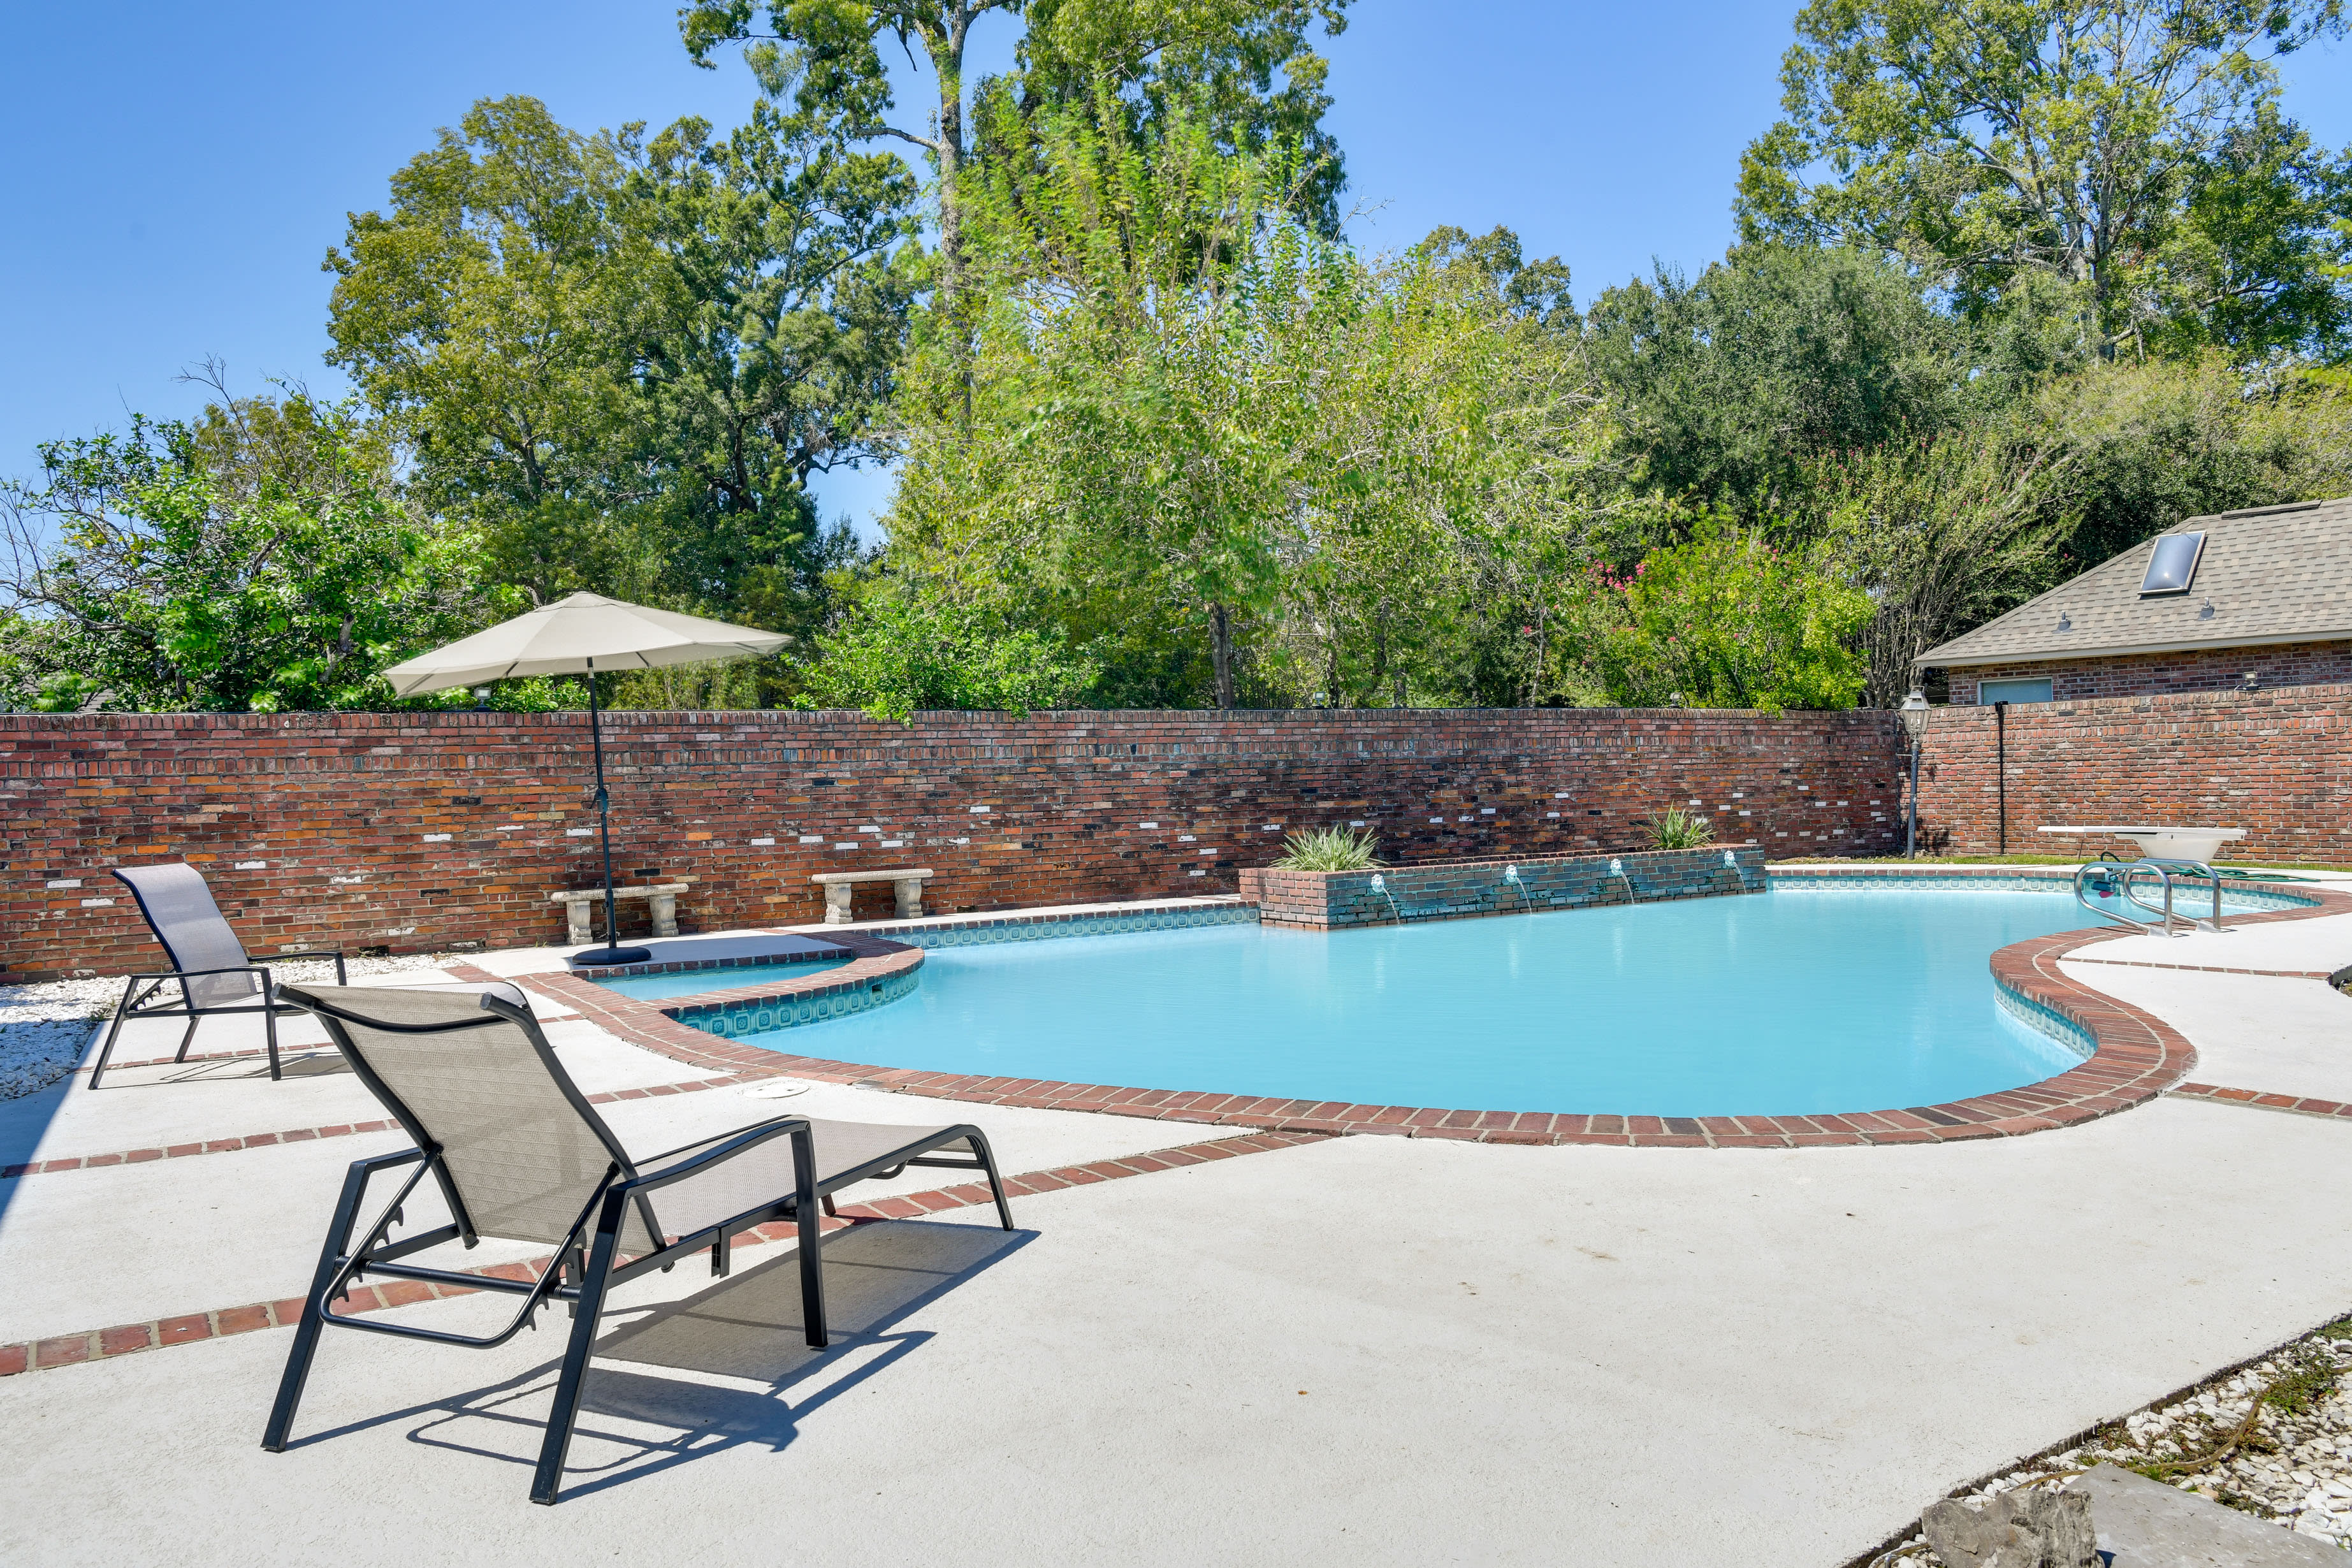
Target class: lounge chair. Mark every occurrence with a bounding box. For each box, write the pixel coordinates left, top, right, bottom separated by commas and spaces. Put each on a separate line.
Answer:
88, 861, 349, 1087
260, 982, 1015, 1505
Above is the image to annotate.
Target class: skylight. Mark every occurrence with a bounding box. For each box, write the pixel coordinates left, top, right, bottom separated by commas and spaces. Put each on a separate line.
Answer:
2140, 531, 2205, 595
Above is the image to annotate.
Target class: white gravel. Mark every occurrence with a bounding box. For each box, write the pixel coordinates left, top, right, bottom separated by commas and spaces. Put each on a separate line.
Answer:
1873, 1318, 2352, 1562
0, 953, 467, 1103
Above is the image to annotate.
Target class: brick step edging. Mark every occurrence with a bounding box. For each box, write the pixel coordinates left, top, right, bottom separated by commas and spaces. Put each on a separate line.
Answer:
0, 1129, 1325, 1377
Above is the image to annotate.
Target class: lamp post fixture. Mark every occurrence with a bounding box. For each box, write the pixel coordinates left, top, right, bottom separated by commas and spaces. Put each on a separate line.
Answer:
1899, 689, 1933, 859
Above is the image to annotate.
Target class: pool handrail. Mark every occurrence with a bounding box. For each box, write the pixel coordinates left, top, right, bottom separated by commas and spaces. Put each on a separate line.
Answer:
2073, 857, 2225, 937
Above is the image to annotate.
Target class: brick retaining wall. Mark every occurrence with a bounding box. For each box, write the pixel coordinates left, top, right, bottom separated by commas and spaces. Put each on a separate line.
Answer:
1909, 683, 2352, 861
1, 708, 1900, 979
7, 688, 2341, 979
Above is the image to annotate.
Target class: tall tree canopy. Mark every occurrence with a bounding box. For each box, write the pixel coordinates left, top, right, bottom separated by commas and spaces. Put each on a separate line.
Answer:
1737, 0, 2352, 361
324, 94, 916, 646
1584, 243, 1980, 514
0, 383, 497, 713
676, 0, 1354, 333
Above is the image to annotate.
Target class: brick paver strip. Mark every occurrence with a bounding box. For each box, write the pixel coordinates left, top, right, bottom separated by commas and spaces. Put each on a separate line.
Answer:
473, 879, 2352, 1153
2061, 956, 2339, 979
0, 1129, 1325, 1378
0, 1074, 754, 1180
2167, 1083, 2352, 1123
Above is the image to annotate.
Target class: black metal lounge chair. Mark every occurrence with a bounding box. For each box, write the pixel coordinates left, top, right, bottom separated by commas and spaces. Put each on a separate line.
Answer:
88, 861, 348, 1088
261, 981, 1015, 1505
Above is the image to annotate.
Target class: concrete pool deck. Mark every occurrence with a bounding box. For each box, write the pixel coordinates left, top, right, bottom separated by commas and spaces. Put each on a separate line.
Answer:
3, 873, 2350, 1564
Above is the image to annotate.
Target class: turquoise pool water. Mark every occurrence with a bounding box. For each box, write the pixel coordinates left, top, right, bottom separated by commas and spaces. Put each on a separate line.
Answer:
595, 957, 853, 1001
706, 887, 2274, 1116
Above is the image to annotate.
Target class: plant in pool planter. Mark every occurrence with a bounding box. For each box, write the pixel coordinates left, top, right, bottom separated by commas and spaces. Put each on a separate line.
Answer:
1642, 807, 1715, 851
1272, 826, 1384, 871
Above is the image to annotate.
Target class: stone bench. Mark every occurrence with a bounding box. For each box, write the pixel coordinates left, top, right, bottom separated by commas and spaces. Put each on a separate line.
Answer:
811, 868, 933, 925
549, 883, 690, 945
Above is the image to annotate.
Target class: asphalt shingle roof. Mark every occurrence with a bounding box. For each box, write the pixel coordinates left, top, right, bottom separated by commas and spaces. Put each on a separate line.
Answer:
1916, 497, 2352, 669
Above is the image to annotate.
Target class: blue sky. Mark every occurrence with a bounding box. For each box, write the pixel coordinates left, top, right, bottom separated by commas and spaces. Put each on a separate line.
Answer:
6, 1, 2351, 534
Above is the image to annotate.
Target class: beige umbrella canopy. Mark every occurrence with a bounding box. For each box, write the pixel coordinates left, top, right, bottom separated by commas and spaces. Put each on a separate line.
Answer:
381, 592, 788, 697
384, 592, 790, 964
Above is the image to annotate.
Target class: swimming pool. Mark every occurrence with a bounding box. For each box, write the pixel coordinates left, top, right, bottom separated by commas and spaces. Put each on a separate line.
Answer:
701, 885, 2276, 1117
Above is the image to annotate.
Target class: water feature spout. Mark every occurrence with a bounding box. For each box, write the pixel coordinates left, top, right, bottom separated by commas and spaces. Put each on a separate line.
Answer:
1368, 872, 1405, 925
1607, 857, 1634, 904
1502, 863, 1530, 911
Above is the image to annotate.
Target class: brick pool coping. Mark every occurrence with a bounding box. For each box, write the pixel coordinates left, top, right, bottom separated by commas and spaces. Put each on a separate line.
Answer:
478, 869, 2352, 1152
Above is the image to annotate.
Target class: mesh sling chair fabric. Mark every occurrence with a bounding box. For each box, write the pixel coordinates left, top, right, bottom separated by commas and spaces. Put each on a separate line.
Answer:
262, 981, 1015, 1504
87, 862, 348, 1087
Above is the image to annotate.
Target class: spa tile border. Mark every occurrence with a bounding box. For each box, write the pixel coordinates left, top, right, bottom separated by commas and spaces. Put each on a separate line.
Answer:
477, 878, 2352, 1152
0, 1129, 1327, 1377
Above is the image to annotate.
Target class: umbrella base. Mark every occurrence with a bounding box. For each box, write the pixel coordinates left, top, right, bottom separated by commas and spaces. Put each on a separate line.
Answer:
572, 946, 653, 967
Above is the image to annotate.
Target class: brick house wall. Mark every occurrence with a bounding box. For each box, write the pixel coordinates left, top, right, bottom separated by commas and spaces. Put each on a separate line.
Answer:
1909, 682, 2352, 861
1940, 639, 2352, 704
1, 708, 1903, 979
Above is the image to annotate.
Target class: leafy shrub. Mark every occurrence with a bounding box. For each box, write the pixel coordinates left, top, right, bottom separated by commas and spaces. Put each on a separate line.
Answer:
1271, 825, 1384, 871
1642, 806, 1716, 850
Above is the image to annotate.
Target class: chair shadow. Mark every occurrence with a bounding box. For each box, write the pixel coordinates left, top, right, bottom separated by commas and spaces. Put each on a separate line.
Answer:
289, 1218, 1031, 1500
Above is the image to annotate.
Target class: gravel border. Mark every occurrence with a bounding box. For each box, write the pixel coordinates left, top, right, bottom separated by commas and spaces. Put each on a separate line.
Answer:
0, 954, 472, 1103
1859, 1313, 2352, 1564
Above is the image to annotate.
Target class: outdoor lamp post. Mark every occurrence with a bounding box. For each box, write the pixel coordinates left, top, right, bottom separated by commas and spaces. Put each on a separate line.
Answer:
1899, 689, 1932, 859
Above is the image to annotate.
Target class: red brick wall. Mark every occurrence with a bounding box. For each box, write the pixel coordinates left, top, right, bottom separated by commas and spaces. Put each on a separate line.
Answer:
1942, 639, 2352, 704
1911, 683, 2352, 862
1, 708, 1903, 978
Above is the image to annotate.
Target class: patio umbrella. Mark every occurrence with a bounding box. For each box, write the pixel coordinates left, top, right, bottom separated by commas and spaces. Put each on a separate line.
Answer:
382, 592, 789, 965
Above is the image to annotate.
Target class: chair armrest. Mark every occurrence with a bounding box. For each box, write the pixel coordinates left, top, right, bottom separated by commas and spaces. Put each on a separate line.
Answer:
620, 1116, 811, 1196
139, 964, 273, 982
269, 948, 350, 983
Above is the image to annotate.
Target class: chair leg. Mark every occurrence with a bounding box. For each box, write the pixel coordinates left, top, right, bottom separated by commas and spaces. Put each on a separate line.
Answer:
530, 1204, 623, 1506
793, 1127, 828, 1349
968, 1131, 1016, 1231
263, 1002, 282, 1081
87, 980, 138, 1090
172, 1015, 201, 1064
263, 1158, 379, 1451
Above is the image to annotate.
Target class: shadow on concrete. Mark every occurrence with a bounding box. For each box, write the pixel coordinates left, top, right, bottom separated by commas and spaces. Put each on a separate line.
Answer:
289, 1219, 1029, 1499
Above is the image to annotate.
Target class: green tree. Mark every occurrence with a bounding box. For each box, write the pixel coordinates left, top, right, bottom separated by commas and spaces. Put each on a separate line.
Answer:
326, 95, 912, 653
2031, 352, 2352, 563
799, 578, 1101, 719
679, 0, 1354, 332
883, 94, 1342, 707
0, 389, 498, 713
1595, 521, 1873, 713
1583, 244, 1978, 516
1738, 0, 2352, 360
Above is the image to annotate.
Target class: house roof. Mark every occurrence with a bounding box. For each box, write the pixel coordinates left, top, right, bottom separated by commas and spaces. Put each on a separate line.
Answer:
1915, 497, 2352, 670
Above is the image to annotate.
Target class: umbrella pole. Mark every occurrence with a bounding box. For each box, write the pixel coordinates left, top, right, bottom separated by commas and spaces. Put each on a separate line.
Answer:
584, 659, 647, 964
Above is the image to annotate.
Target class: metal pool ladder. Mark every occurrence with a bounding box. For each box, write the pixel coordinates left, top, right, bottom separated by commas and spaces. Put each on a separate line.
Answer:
2073, 857, 2227, 938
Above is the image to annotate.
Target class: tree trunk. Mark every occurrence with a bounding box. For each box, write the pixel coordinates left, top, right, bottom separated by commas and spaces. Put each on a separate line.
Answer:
1209, 602, 1234, 710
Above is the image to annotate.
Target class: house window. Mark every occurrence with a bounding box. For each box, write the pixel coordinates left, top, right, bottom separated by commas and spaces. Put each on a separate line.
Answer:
1977, 677, 2054, 704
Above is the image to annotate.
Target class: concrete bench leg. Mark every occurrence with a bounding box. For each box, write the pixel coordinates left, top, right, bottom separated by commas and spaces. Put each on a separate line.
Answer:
650, 892, 679, 939
894, 878, 924, 919
824, 883, 855, 926
565, 901, 593, 945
